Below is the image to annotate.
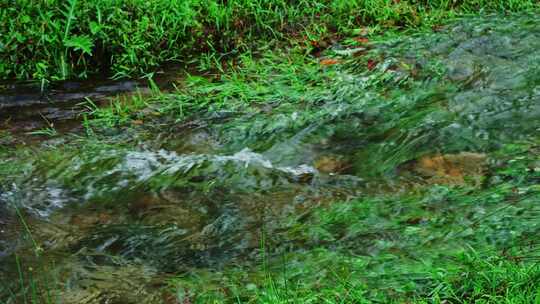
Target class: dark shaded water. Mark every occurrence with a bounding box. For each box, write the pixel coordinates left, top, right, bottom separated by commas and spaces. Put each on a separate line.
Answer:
0, 68, 190, 136
0, 80, 140, 133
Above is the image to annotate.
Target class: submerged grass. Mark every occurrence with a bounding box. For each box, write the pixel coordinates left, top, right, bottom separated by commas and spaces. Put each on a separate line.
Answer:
171, 140, 540, 303
1, 0, 539, 80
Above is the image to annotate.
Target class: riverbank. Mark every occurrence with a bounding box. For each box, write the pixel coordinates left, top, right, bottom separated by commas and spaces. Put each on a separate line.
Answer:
1, 0, 539, 81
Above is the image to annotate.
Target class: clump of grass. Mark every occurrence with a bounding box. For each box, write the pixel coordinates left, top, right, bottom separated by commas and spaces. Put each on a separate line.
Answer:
82, 49, 330, 130
1, 0, 538, 80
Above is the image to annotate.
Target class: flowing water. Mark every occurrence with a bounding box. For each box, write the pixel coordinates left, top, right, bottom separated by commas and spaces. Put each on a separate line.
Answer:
0, 13, 539, 303
0, 68, 186, 137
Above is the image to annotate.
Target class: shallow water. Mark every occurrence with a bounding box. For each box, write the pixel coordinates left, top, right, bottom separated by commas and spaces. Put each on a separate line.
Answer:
1, 13, 539, 303
0, 67, 188, 136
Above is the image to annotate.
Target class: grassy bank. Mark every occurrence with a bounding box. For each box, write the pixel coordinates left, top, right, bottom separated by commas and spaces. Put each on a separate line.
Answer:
1, 0, 539, 80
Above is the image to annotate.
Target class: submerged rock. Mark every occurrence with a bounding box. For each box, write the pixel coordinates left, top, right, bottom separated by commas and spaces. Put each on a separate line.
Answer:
412, 152, 487, 185
314, 155, 351, 174
56, 261, 165, 304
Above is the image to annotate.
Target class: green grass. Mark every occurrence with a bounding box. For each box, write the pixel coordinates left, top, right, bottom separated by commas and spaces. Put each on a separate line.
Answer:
1, 0, 539, 81
82, 49, 329, 131
191, 254, 540, 303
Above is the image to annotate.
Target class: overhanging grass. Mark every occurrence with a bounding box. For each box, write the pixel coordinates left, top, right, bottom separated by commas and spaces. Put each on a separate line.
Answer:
1, 0, 539, 80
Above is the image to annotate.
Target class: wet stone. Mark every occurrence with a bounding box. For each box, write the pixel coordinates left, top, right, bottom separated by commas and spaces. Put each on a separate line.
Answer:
314, 155, 351, 174
130, 193, 209, 230
411, 152, 487, 185
57, 262, 165, 304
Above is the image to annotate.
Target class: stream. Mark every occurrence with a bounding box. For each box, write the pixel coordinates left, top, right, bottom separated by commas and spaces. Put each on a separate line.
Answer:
1, 13, 539, 303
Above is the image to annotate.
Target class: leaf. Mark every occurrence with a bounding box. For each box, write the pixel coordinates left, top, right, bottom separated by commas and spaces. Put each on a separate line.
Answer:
89, 21, 102, 35
352, 28, 369, 36
367, 59, 378, 70
14, 32, 25, 43
320, 58, 340, 66
354, 37, 369, 44
20, 15, 31, 23
64, 35, 94, 55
